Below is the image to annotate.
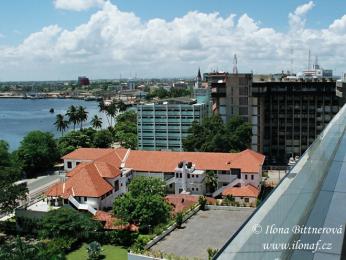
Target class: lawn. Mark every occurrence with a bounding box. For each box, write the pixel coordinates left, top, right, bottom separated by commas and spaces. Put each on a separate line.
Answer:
67, 244, 128, 260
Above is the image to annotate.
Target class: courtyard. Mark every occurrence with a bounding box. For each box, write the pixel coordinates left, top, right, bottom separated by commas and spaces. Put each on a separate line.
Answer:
151, 208, 254, 259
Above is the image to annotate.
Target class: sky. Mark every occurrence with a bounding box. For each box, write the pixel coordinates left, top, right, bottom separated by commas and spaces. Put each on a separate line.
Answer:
0, 0, 345, 81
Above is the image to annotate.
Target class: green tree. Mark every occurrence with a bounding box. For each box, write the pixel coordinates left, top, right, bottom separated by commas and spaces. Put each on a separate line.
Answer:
98, 101, 111, 126
183, 115, 252, 153
90, 115, 103, 129
198, 195, 207, 210
66, 105, 78, 130
16, 131, 59, 177
105, 101, 117, 126
0, 141, 27, 213
54, 114, 69, 136
128, 176, 166, 197
205, 170, 218, 194
87, 241, 102, 260
113, 177, 171, 229
57, 128, 95, 156
40, 207, 102, 241
77, 106, 88, 130
114, 111, 137, 149
175, 212, 183, 228
93, 130, 113, 148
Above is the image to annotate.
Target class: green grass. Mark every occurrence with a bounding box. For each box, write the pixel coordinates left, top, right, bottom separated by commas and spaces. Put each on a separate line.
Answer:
67, 244, 127, 260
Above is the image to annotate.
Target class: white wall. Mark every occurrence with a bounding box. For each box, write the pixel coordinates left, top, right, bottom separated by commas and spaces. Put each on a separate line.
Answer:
63, 159, 92, 172
241, 173, 261, 189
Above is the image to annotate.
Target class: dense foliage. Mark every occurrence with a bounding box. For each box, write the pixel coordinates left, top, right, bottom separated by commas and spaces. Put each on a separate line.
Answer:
0, 141, 27, 213
16, 131, 60, 177
183, 115, 252, 152
40, 207, 102, 242
145, 87, 191, 100
0, 236, 66, 260
113, 111, 137, 149
113, 177, 171, 230
57, 128, 114, 156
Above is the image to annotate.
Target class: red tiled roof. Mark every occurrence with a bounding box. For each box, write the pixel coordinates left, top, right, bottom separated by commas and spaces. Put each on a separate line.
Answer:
62, 148, 115, 160
222, 184, 260, 198
94, 211, 139, 231
123, 149, 264, 173
46, 164, 113, 198
63, 148, 264, 174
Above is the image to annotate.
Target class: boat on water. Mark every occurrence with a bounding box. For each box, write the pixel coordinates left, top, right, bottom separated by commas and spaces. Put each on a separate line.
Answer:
49, 108, 54, 113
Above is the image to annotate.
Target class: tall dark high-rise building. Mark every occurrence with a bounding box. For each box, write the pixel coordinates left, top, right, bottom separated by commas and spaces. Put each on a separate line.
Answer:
252, 77, 342, 163
207, 71, 344, 164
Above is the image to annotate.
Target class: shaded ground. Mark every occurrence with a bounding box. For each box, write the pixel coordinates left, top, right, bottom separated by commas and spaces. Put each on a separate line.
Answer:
151, 209, 254, 259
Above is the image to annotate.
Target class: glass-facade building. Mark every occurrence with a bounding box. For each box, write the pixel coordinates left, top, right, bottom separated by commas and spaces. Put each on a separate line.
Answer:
137, 99, 208, 151
215, 102, 346, 259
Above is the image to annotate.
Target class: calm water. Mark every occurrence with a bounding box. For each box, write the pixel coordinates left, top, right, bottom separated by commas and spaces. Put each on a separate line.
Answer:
0, 98, 107, 150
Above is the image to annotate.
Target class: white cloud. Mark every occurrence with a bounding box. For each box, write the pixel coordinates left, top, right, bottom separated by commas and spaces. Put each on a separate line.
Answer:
53, 0, 105, 11
289, 1, 315, 30
0, 1, 346, 80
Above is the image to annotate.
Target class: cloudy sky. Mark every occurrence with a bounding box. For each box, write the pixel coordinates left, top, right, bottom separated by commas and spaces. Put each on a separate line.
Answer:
0, 0, 345, 81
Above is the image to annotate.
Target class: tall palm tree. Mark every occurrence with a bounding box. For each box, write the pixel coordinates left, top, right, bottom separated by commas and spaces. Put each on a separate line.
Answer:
98, 101, 111, 127
91, 115, 103, 129
205, 170, 218, 194
77, 106, 88, 130
54, 114, 69, 136
105, 101, 117, 126
117, 100, 127, 113
66, 105, 78, 130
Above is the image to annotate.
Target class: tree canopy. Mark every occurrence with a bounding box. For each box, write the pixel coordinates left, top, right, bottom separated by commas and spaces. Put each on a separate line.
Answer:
0, 140, 27, 213
16, 131, 59, 177
40, 207, 102, 241
113, 111, 137, 149
183, 115, 252, 153
113, 177, 171, 229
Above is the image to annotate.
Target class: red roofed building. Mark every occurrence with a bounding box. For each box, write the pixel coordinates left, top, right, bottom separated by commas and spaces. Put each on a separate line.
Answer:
222, 184, 260, 205
45, 147, 264, 212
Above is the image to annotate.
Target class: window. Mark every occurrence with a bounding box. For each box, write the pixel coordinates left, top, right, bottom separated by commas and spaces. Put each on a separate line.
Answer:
192, 188, 194, 191
196, 188, 198, 191
245, 175, 248, 180
244, 198, 249, 203
76, 162, 80, 166
114, 180, 119, 192
188, 174, 190, 179
67, 161, 72, 168
251, 175, 254, 180
84, 197, 88, 202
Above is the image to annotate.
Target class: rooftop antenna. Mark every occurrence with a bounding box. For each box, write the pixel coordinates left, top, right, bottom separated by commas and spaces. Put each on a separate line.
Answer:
233, 54, 238, 74
308, 49, 311, 70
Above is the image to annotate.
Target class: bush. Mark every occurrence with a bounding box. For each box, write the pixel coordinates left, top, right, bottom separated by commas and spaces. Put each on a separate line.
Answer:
198, 196, 207, 210
175, 212, 183, 228
87, 241, 102, 260
207, 248, 218, 260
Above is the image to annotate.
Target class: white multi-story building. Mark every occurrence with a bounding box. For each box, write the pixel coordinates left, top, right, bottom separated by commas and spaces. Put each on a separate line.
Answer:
46, 148, 265, 211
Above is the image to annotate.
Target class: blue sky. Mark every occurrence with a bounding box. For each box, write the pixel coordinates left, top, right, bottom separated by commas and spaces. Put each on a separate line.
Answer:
0, 0, 345, 80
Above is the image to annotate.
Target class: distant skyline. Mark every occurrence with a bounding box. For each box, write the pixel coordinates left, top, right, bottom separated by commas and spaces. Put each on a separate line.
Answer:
0, 0, 345, 81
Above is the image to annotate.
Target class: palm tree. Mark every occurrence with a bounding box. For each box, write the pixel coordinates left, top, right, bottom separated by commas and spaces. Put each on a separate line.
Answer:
77, 106, 88, 130
105, 101, 117, 126
205, 170, 218, 194
66, 105, 78, 130
90, 115, 103, 129
98, 101, 111, 127
117, 100, 127, 113
54, 114, 69, 136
